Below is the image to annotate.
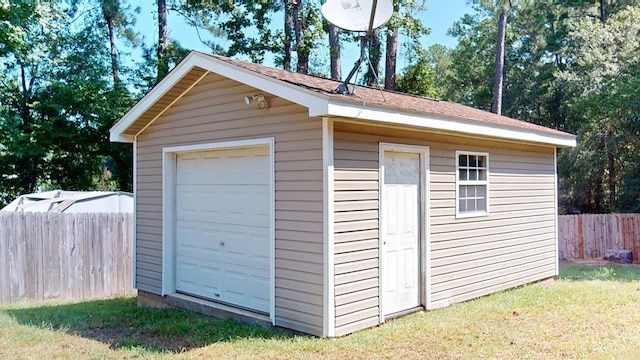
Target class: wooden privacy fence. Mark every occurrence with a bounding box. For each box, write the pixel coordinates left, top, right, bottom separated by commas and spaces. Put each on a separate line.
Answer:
0, 212, 134, 305
558, 214, 640, 262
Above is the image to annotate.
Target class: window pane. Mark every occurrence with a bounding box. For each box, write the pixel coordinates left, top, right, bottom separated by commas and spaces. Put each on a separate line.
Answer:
469, 169, 478, 181
470, 155, 477, 167
477, 185, 486, 198
477, 156, 486, 168
459, 169, 468, 181
477, 197, 486, 211
459, 199, 466, 212
478, 169, 486, 181
459, 154, 467, 167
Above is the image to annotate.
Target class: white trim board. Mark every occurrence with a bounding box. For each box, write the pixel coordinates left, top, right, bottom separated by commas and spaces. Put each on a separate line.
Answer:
322, 118, 335, 337
161, 138, 276, 325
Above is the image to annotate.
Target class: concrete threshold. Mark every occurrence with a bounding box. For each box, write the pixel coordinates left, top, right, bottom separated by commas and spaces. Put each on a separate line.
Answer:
165, 293, 272, 328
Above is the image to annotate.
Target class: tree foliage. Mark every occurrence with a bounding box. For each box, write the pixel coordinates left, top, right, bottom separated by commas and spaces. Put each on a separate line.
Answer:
0, 1, 134, 206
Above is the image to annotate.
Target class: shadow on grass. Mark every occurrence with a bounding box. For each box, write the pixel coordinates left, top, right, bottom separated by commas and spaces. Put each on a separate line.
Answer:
3, 296, 301, 353
558, 262, 640, 282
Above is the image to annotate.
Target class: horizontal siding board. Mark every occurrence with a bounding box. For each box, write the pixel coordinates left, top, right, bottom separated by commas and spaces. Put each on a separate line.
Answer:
334, 219, 378, 233
276, 249, 322, 264
335, 297, 379, 317
431, 244, 555, 276
334, 210, 378, 223
430, 226, 554, 251
335, 278, 378, 296
274, 180, 322, 192
334, 229, 378, 243
335, 307, 379, 328
276, 288, 322, 306
275, 229, 321, 242
276, 268, 323, 285
431, 214, 555, 237
276, 220, 323, 233
334, 317, 380, 337
335, 287, 379, 306
430, 234, 556, 259
334, 191, 378, 201
431, 238, 555, 267
276, 210, 324, 223
334, 200, 378, 212
335, 258, 378, 275
334, 181, 378, 191
276, 239, 323, 253
335, 268, 378, 286
431, 264, 556, 304
275, 318, 322, 337
276, 308, 323, 331
277, 278, 322, 295
431, 250, 555, 288
276, 201, 323, 212
334, 170, 378, 181
335, 249, 378, 264
432, 257, 555, 293
335, 239, 378, 254
276, 258, 323, 275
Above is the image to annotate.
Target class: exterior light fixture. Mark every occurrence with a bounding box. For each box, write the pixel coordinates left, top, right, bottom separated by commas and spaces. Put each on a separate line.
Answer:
244, 94, 268, 110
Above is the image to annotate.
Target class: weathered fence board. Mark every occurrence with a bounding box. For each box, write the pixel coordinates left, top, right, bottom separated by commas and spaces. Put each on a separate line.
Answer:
559, 214, 640, 262
0, 212, 134, 305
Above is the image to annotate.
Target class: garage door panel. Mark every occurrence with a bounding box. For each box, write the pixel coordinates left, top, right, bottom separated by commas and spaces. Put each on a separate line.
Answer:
176, 257, 270, 313
175, 145, 272, 314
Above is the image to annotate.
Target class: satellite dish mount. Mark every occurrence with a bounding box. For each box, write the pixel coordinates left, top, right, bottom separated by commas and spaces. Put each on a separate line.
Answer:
321, 0, 394, 94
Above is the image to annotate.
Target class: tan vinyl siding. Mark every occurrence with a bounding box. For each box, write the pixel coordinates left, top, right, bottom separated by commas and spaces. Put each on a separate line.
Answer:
332, 120, 557, 327
136, 73, 324, 336
333, 132, 380, 337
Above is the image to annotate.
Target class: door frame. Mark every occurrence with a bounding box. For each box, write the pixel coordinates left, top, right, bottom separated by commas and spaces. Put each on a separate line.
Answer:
161, 138, 275, 325
378, 143, 431, 322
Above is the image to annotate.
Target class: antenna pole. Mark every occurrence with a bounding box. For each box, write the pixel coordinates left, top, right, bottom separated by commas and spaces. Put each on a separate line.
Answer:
336, 36, 368, 94
367, 0, 378, 35
331, 0, 385, 95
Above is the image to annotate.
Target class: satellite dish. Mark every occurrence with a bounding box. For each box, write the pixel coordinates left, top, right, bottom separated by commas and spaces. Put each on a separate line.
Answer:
321, 0, 393, 32
321, 0, 394, 94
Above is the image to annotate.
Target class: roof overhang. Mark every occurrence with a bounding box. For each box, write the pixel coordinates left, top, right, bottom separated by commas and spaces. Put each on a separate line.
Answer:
110, 51, 576, 148
311, 99, 577, 148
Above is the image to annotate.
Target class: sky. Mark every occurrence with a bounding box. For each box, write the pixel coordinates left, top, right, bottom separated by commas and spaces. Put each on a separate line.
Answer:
132, 0, 473, 73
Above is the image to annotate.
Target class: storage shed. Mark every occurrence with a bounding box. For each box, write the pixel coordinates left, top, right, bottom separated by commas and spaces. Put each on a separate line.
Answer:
110, 51, 576, 337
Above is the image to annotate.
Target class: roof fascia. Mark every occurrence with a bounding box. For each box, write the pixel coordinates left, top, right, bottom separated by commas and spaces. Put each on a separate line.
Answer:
313, 99, 576, 148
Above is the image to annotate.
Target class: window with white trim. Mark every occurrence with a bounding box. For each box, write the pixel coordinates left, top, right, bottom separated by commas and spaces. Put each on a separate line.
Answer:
456, 151, 489, 217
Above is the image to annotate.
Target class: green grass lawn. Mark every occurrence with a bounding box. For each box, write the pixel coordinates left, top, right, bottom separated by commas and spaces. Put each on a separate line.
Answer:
1, 263, 639, 359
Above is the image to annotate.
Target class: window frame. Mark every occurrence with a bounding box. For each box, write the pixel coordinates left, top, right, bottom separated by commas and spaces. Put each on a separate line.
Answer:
455, 150, 490, 218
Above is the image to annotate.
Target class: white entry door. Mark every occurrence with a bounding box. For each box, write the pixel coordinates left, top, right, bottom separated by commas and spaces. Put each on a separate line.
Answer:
174, 145, 271, 313
382, 150, 422, 316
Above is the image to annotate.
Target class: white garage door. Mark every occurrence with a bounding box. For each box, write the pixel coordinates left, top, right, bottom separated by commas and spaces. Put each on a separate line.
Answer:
174, 145, 271, 313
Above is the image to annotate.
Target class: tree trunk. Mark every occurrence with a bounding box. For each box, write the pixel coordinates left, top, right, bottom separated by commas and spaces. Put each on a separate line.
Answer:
328, 24, 341, 80
365, 29, 381, 86
599, 0, 606, 23
385, 25, 398, 90
106, 17, 119, 83
293, 2, 308, 74
157, 0, 169, 80
606, 130, 616, 208
283, 0, 294, 71
101, 0, 119, 83
491, 7, 507, 115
